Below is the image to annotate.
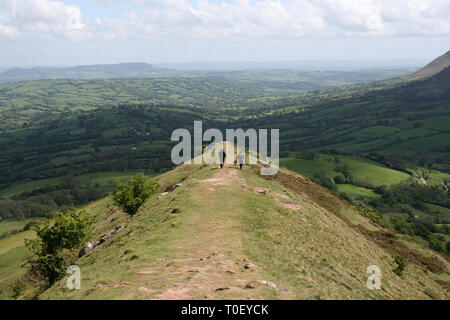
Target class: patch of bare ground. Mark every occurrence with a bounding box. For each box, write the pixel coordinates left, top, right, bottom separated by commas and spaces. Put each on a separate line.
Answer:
153, 286, 192, 300
139, 250, 277, 299
279, 202, 302, 211
95, 281, 129, 288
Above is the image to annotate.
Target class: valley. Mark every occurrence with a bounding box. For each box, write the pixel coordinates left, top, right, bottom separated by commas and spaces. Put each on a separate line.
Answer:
0, 52, 449, 300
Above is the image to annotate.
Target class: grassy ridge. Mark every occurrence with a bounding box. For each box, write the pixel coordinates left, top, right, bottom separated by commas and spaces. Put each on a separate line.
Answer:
31, 164, 448, 300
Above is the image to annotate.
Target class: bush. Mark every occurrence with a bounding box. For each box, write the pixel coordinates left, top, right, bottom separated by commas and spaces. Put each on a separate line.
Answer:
111, 173, 159, 215
428, 234, 446, 253
333, 174, 346, 184
393, 255, 407, 277
373, 185, 387, 195
410, 223, 431, 238
23, 221, 39, 231
25, 210, 92, 286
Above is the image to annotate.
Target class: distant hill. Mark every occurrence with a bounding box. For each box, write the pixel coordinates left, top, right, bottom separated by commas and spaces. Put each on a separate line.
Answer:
157, 59, 426, 71
0, 61, 415, 84
0, 63, 176, 82
404, 50, 450, 81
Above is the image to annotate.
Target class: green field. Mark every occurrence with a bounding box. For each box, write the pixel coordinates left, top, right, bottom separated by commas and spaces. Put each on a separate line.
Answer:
336, 184, 381, 200
280, 155, 410, 186
0, 218, 43, 238
0, 171, 152, 198
0, 229, 36, 255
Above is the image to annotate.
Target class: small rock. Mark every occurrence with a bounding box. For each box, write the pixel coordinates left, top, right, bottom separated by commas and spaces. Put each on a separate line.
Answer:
157, 192, 169, 199
254, 188, 269, 196
257, 280, 290, 293
274, 193, 290, 200
139, 286, 155, 293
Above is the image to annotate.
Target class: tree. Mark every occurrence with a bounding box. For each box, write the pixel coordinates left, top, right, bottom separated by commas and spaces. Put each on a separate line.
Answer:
111, 173, 159, 215
25, 210, 92, 286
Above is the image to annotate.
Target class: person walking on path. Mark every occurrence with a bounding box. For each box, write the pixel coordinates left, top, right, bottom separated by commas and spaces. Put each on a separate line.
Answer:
237, 152, 245, 170
218, 148, 226, 169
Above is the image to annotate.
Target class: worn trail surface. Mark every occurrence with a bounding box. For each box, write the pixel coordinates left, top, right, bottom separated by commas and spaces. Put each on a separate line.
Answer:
136, 168, 291, 299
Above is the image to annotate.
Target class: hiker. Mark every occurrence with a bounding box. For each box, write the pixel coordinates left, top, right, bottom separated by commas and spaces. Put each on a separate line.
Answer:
237, 152, 244, 170
218, 148, 226, 169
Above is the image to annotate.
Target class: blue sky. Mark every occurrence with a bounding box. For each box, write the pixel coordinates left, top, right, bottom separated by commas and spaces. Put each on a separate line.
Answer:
0, 0, 449, 66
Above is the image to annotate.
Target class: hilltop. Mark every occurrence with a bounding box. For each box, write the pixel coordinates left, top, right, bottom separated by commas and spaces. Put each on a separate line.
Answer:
26, 163, 448, 300
404, 50, 450, 81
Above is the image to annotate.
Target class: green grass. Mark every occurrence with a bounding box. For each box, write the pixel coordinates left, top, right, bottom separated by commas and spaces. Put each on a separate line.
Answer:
0, 229, 36, 255
30, 164, 449, 299
0, 171, 153, 198
280, 154, 410, 189
0, 246, 32, 299
425, 203, 450, 217
336, 184, 380, 200
280, 157, 338, 178
0, 178, 62, 198
0, 218, 43, 238
338, 156, 410, 186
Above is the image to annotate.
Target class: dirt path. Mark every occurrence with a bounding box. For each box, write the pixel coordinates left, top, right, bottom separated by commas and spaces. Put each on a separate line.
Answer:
135, 168, 289, 299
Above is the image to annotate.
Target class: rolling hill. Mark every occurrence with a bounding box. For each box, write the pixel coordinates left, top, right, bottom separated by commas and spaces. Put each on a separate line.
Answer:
404, 50, 450, 81
1, 163, 449, 299
0, 63, 175, 83
240, 63, 450, 171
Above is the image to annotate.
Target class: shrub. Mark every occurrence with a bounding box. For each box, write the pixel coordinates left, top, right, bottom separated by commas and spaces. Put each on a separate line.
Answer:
428, 234, 446, 253
373, 185, 387, 195
11, 280, 25, 299
410, 223, 431, 238
393, 255, 407, 277
25, 210, 92, 286
111, 173, 159, 215
333, 174, 346, 184
23, 221, 39, 231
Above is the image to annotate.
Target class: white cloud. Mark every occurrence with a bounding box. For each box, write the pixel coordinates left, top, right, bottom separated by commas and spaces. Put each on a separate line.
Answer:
1, 0, 449, 41
0, 0, 88, 40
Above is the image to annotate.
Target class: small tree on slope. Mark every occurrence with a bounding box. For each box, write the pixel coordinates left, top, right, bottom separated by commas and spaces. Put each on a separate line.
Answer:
25, 210, 92, 287
112, 173, 159, 215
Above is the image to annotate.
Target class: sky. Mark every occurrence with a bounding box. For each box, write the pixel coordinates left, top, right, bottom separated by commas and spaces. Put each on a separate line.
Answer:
0, 0, 449, 66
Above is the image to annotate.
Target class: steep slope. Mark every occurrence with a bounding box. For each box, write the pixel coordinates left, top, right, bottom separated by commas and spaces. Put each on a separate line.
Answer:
39, 164, 449, 300
404, 50, 450, 81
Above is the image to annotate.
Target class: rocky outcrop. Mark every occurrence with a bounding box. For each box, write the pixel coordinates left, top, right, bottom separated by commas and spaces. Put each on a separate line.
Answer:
79, 225, 125, 257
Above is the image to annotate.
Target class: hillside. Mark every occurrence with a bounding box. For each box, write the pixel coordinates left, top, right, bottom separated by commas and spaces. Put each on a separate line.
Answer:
18, 163, 446, 299
404, 50, 450, 81
239, 64, 450, 172
0, 69, 413, 130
